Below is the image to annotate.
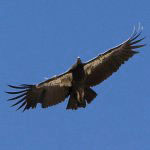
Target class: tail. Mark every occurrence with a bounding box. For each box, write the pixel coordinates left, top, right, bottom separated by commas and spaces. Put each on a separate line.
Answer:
66, 87, 97, 110
84, 88, 97, 104
66, 93, 78, 110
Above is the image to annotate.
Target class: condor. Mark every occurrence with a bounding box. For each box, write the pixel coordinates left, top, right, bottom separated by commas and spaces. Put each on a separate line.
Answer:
7, 27, 145, 111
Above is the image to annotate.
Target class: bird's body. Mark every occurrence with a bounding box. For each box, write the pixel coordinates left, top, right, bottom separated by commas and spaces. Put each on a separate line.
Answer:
69, 59, 86, 109
7, 26, 145, 111
67, 58, 96, 109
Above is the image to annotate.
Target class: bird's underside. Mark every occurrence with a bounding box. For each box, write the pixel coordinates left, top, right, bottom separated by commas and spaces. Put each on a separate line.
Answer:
7, 26, 145, 111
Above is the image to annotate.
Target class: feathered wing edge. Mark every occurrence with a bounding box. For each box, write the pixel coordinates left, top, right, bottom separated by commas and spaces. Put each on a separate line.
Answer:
6, 84, 35, 111
7, 71, 73, 111
84, 25, 145, 65
83, 25, 145, 87
123, 25, 145, 50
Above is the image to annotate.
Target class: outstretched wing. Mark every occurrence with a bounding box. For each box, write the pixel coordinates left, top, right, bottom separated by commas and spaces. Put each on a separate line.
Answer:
7, 71, 72, 111
84, 27, 145, 87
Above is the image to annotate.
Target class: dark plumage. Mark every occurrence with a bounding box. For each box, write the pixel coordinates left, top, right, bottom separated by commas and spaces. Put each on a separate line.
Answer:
7, 26, 145, 111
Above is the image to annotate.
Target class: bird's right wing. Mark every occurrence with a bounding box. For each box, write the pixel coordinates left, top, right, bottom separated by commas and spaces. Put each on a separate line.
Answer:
7, 71, 72, 111
84, 27, 145, 87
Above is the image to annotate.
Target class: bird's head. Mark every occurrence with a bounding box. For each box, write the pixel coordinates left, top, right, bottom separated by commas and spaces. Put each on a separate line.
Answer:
76, 56, 82, 64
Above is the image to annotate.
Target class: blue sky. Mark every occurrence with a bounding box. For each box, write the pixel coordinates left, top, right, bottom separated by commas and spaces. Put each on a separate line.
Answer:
0, 0, 150, 150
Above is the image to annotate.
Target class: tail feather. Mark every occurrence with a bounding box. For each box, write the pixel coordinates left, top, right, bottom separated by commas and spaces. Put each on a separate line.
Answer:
84, 88, 97, 104
66, 93, 78, 110
66, 87, 97, 110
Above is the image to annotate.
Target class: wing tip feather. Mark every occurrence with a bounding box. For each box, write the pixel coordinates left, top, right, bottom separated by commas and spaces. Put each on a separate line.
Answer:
7, 84, 34, 111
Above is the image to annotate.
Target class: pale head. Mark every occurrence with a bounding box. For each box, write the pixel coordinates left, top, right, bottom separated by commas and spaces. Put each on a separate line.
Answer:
76, 56, 82, 64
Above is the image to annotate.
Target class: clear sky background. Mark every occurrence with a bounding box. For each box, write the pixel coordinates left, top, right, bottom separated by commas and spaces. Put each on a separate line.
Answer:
0, 0, 150, 150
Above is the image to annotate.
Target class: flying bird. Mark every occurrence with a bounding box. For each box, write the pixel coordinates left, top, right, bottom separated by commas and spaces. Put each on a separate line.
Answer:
7, 26, 145, 111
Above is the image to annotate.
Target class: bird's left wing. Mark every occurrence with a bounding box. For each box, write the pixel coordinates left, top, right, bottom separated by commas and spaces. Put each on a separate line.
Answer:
84, 27, 145, 87
7, 71, 72, 111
